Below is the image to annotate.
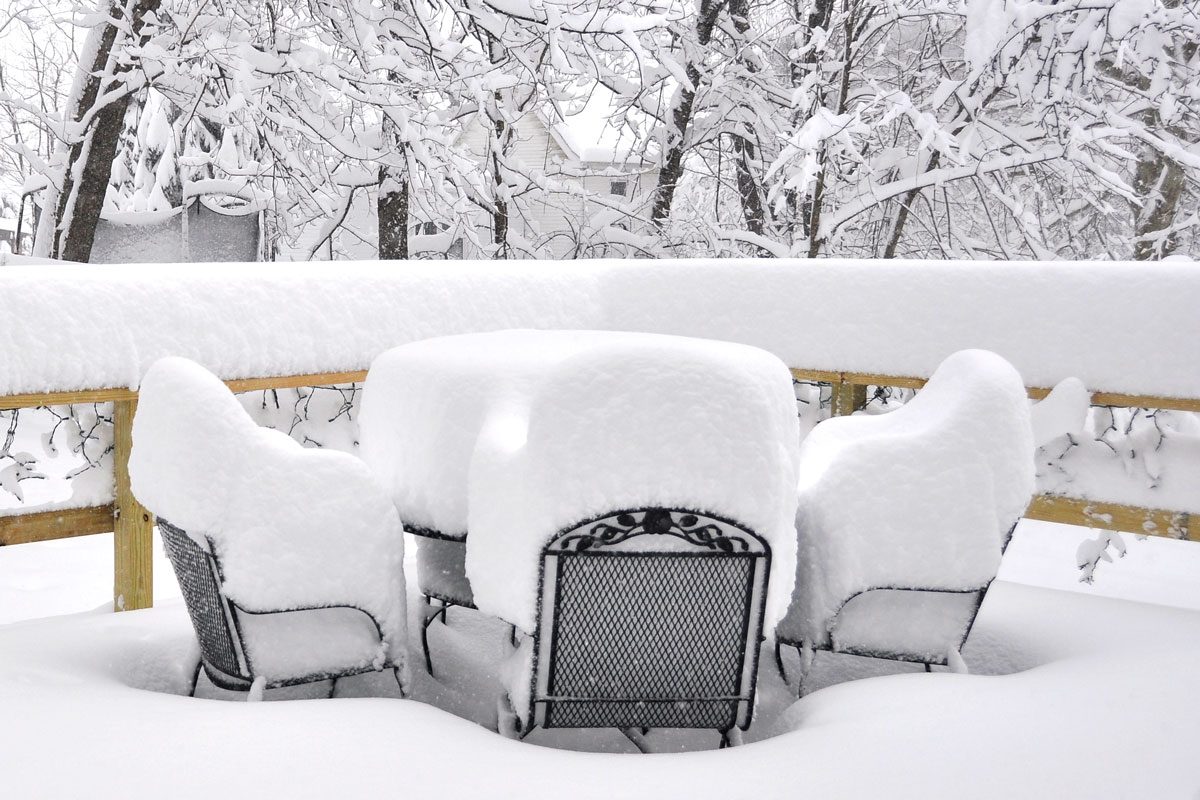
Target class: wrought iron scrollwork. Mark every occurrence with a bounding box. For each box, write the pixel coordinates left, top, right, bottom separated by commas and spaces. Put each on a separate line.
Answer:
555, 508, 753, 553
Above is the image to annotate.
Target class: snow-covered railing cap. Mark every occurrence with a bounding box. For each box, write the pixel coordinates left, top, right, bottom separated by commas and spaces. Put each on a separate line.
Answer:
464, 332, 802, 634
1, 259, 1197, 401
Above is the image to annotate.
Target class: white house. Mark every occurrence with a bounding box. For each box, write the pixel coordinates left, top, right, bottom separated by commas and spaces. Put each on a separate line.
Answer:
0, 217, 33, 256
412, 99, 661, 259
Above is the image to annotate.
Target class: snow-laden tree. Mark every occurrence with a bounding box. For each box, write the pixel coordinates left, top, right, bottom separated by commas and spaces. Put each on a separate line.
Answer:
27, 0, 164, 262
5, 0, 1195, 260
0, 2, 80, 251
750, 0, 1199, 259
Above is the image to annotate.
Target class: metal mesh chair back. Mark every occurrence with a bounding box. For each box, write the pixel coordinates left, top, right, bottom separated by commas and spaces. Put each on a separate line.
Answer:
158, 519, 246, 682
533, 508, 769, 732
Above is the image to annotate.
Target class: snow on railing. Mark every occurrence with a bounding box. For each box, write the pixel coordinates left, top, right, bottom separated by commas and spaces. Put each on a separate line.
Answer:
1, 259, 1197, 611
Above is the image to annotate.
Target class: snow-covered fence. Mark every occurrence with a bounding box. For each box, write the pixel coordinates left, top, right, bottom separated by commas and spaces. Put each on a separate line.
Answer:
1, 259, 1197, 610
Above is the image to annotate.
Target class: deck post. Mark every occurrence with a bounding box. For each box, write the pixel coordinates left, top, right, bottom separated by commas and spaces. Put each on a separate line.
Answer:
112, 398, 153, 611
831, 378, 868, 417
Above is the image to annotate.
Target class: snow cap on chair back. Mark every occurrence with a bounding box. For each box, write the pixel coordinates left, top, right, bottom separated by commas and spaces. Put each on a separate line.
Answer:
466, 333, 802, 634
129, 356, 408, 670
779, 349, 1036, 648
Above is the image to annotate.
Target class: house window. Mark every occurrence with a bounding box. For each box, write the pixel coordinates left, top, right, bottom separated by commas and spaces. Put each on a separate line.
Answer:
412, 221, 445, 236
609, 180, 628, 197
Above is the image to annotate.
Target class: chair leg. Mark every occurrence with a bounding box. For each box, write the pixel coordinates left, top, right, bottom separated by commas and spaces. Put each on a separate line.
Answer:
421, 602, 439, 676
496, 693, 524, 739
773, 640, 787, 686
392, 666, 407, 699
924, 662, 932, 673
421, 597, 451, 677
620, 727, 652, 753
327, 678, 338, 699
719, 727, 743, 749
796, 645, 814, 698
188, 659, 203, 698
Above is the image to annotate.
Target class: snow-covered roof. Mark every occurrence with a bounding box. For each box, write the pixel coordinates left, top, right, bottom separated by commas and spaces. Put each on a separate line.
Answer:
542, 86, 661, 167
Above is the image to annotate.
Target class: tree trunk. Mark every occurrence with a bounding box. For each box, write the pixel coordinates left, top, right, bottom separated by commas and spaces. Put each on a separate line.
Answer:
728, 0, 767, 239
377, 110, 409, 260
34, 0, 161, 262
805, 0, 863, 258
649, 0, 722, 229
732, 139, 766, 237
1132, 153, 1186, 260
489, 113, 509, 258
789, 0, 835, 247
378, 170, 409, 260
882, 150, 941, 259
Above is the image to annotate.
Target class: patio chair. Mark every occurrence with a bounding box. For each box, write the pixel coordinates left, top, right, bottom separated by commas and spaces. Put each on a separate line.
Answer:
463, 333, 802, 749
507, 507, 770, 749
774, 524, 1017, 686
774, 350, 1081, 691
159, 519, 405, 698
410, 531, 479, 675
129, 357, 409, 700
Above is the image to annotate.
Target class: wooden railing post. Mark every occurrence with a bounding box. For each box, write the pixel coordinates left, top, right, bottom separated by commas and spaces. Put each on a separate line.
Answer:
112, 397, 153, 611
831, 377, 868, 417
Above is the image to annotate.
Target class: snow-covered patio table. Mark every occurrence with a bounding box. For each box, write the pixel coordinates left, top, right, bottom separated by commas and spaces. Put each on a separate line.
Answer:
359, 331, 622, 668
361, 329, 803, 740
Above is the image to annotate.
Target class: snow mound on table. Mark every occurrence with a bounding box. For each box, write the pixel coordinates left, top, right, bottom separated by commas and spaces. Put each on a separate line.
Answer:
128, 357, 407, 671
778, 349, 1036, 648
360, 331, 619, 537
467, 333, 801, 634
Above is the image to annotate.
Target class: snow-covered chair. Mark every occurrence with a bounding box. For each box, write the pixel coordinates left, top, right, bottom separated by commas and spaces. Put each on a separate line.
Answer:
774, 349, 1087, 688
465, 333, 801, 748
129, 357, 408, 698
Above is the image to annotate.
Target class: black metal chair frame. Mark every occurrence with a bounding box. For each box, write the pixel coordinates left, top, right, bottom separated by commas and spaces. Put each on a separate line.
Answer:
158, 519, 405, 699
775, 522, 1018, 692
510, 507, 771, 750
408, 525, 482, 677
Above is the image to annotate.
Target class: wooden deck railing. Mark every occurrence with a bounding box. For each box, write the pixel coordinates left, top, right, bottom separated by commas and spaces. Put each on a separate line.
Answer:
1, 367, 1195, 613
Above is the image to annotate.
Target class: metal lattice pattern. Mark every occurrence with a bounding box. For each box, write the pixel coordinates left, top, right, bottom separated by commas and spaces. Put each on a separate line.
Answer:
544, 552, 754, 730
545, 699, 737, 730
159, 520, 245, 681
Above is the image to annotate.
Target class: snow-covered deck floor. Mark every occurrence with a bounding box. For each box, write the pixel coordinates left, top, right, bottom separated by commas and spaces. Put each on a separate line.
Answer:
2, 520, 1199, 798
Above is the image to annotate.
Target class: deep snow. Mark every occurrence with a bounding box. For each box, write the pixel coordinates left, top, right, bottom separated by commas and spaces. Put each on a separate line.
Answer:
1, 520, 1199, 798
